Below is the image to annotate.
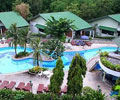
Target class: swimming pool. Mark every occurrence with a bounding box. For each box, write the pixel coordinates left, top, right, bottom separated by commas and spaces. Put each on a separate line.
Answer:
0, 46, 118, 74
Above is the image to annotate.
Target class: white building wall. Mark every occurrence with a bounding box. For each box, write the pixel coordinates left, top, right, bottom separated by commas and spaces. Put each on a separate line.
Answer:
90, 17, 119, 36
91, 17, 118, 28
30, 17, 46, 33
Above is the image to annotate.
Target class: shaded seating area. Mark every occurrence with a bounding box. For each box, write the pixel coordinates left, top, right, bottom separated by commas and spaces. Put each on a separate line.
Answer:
71, 39, 92, 46
0, 80, 68, 94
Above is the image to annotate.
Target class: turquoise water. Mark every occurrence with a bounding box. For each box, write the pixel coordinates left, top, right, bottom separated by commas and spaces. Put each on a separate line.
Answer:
0, 47, 118, 74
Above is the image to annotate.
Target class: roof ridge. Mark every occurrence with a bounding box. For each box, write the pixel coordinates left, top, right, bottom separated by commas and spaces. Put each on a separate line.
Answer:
109, 13, 120, 16
39, 11, 71, 15
0, 11, 15, 14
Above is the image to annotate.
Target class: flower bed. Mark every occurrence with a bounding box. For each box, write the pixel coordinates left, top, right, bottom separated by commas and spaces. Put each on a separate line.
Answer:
100, 52, 120, 72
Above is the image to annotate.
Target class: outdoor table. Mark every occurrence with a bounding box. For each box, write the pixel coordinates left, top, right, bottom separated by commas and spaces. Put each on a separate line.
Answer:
43, 71, 50, 76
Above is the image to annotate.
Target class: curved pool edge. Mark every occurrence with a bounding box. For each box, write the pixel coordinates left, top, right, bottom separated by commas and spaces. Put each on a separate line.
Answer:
0, 46, 118, 74
99, 59, 120, 77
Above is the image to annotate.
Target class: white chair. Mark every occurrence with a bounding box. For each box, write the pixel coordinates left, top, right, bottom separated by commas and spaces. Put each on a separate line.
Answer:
46, 73, 53, 79
38, 71, 43, 77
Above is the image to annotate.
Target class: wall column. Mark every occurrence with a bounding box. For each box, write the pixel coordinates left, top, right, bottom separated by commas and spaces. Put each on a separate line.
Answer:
80, 30, 82, 36
72, 30, 75, 39
102, 72, 106, 82
92, 30, 94, 38
0, 28, 2, 35
89, 30, 92, 37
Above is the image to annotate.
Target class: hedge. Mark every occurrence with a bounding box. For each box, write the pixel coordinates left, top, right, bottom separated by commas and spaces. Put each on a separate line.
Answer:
0, 88, 106, 100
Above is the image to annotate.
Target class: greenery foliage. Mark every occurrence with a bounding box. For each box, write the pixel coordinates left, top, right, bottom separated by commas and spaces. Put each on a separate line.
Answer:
15, 51, 30, 58
1, 0, 120, 20
0, 88, 106, 100
42, 39, 65, 59
30, 38, 42, 66
82, 86, 106, 100
19, 27, 30, 52
49, 57, 64, 95
45, 16, 75, 40
6, 23, 20, 56
95, 36, 115, 40
29, 66, 48, 74
100, 52, 120, 72
100, 51, 109, 57
67, 53, 86, 96
29, 66, 42, 74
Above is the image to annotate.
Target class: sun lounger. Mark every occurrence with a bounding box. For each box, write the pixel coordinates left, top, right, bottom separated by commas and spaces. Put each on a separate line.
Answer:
0, 81, 9, 89
5, 39, 11, 43
71, 40, 76, 46
6, 81, 16, 89
15, 82, 25, 90
44, 86, 49, 92
76, 40, 85, 46
85, 41, 92, 46
61, 86, 67, 94
37, 84, 44, 93
22, 83, 31, 92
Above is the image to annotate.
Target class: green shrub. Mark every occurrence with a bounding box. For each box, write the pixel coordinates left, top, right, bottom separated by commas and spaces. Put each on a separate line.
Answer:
0, 89, 106, 100
95, 36, 115, 40
29, 66, 42, 74
61, 95, 73, 100
67, 39, 71, 43
29, 66, 48, 74
100, 51, 108, 57
89, 37, 92, 40
15, 52, 30, 58
82, 86, 94, 96
100, 57, 120, 71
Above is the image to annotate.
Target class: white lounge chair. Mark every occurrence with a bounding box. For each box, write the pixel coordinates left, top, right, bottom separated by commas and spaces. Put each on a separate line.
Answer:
38, 71, 43, 77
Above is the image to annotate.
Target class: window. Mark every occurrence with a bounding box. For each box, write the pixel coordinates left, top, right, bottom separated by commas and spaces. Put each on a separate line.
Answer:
39, 28, 44, 32
102, 30, 114, 35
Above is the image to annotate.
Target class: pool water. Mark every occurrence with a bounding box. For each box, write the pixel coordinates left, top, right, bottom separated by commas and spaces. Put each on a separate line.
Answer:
0, 47, 118, 74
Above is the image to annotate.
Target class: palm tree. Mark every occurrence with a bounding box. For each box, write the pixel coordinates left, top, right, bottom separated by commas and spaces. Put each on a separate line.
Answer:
19, 27, 30, 52
30, 38, 42, 66
6, 23, 20, 56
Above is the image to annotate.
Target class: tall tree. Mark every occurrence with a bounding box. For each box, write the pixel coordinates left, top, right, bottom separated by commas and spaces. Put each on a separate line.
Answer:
30, 38, 42, 66
65, 3, 81, 17
19, 27, 29, 52
14, 1, 30, 19
45, 16, 75, 40
6, 23, 20, 56
0, 0, 14, 12
42, 39, 65, 59
49, 57, 64, 95
67, 53, 86, 97
50, 0, 68, 12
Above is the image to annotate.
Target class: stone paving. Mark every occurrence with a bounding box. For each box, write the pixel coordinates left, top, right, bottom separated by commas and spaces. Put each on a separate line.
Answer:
0, 42, 117, 100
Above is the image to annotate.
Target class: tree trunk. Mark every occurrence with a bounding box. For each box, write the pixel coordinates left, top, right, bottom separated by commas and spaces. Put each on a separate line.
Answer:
24, 43, 26, 52
15, 43, 17, 56
37, 53, 39, 66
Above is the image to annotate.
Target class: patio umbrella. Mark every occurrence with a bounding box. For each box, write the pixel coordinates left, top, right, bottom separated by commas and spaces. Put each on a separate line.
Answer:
80, 35, 89, 40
